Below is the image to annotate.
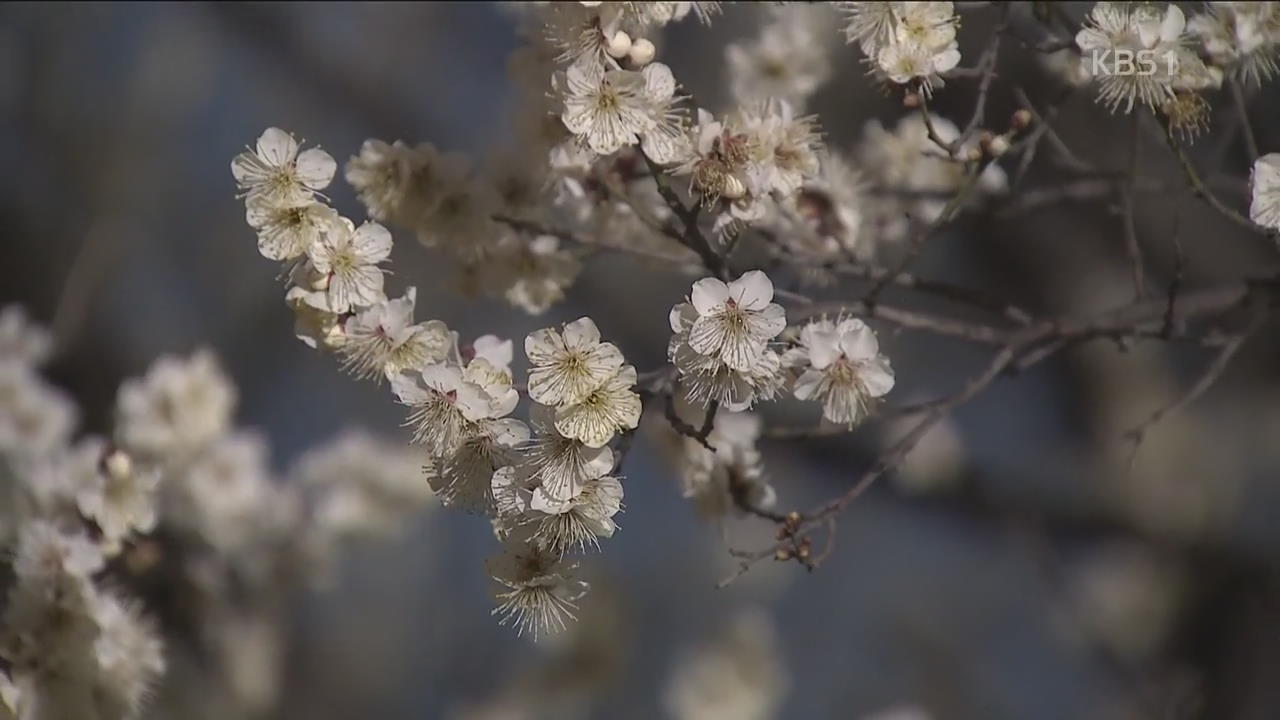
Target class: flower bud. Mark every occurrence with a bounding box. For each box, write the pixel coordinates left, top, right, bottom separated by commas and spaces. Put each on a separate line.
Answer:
104, 449, 133, 482
1011, 109, 1033, 131
606, 30, 632, 59
628, 38, 656, 66
720, 173, 747, 200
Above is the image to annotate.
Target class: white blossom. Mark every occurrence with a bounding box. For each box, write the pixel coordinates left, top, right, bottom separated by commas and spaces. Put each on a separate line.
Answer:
486, 540, 589, 639
687, 271, 787, 372
0, 306, 52, 367
231, 127, 336, 206
0, 360, 77, 461
1076, 3, 1195, 113
89, 590, 165, 720
338, 288, 453, 382
672, 402, 776, 520
1250, 152, 1280, 230
165, 432, 277, 555
245, 198, 339, 262
345, 139, 470, 227
1188, 2, 1280, 86
524, 403, 614, 503
294, 429, 436, 537
553, 365, 641, 448
788, 317, 895, 426
558, 62, 658, 157
432, 418, 530, 513
481, 234, 582, 315
306, 217, 393, 313
285, 284, 344, 350
530, 474, 623, 554
875, 3, 961, 93
114, 350, 235, 462
74, 444, 159, 554
725, 5, 833, 109
663, 609, 788, 720
526, 317, 625, 407
393, 364, 492, 457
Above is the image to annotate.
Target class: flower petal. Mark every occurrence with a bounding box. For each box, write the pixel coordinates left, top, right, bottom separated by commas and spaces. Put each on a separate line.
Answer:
295, 147, 337, 190
728, 270, 774, 310
690, 278, 729, 315
256, 127, 297, 166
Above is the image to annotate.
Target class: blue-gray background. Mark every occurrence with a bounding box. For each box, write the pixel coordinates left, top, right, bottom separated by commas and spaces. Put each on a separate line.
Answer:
3, 3, 1280, 719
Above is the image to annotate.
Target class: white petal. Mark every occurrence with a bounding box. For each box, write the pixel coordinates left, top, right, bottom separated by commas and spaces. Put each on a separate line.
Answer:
1160, 5, 1185, 44
562, 317, 601, 349
687, 315, 729, 357
350, 222, 393, 263
421, 364, 463, 391
838, 322, 879, 360
525, 328, 567, 366
391, 372, 429, 405
793, 368, 824, 401
641, 62, 675, 102
728, 270, 774, 310
256, 127, 298, 166
753, 303, 787, 339
488, 418, 531, 446
859, 357, 895, 397
806, 329, 841, 370
690, 278, 729, 315
295, 148, 337, 190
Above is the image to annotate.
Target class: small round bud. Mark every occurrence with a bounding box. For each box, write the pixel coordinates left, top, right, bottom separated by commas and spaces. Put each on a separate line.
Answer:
720, 173, 747, 200
628, 37, 656, 66
902, 92, 922, 109
1011, 109, 1033, 131
104, 449, 132, 481
774, 547, 793, 561
606, 30, 632, 59
966, 146, 983, 163
988, 135, 1010, 157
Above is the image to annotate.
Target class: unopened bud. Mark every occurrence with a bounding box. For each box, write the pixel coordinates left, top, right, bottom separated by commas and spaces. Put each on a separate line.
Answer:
606, 30, 632, 59
628, 37, 656, 66
902, 91, 922, 109
966, 146, 983, 163
1011, 109, 1033, 131
774, 547, 793, 561
104, 449, 132, 481
720, 173, 747, 200
987, 134, 1010, 157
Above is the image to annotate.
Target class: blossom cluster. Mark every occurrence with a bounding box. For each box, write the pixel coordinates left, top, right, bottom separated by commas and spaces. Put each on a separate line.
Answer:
0, 298, 441, 717
836, 2, 962, 95
234, 123, 654, 636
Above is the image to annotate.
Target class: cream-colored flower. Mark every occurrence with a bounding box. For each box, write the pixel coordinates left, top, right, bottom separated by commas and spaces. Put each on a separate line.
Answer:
306, 217, 393, 313
525, 403, 614, 503
1250, 152, 1280, 230
486, 540, 589, 639
392, 364, 491, 457
553, 365, 641, 448
245, 198, 339, 262
790, 317, 895, 425
231, 127, 335, 205
530, 474, 623, 554
687, 271, 787, 372
526, 317, 625, 407
338, 288, 453, 382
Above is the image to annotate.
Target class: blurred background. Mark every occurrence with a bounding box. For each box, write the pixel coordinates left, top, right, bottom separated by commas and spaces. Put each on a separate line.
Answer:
3, 2, 1280, 719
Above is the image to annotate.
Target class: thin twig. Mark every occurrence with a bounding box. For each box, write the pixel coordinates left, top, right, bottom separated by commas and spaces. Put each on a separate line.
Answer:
1228, 77, 1260, 163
